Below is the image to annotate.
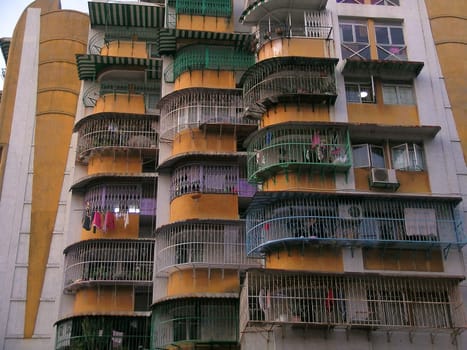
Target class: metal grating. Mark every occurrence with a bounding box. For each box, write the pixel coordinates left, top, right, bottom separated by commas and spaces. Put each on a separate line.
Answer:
245, 194, 465, 256
240, 270, 466, 333
246, 124, 351, 183
174, 0, 232, 17
152, 298, 239, 348
63, 239, 155, 292
155, 220, 260, 273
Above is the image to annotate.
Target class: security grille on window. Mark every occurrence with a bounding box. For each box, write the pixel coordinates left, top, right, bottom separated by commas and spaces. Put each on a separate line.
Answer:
339, 21, 370, 60
345, 81, 374, 103
392, 143, 425, 171
352, 144, 385, 168
371, 0, 400, 5
382, 83, 415, 105
375, 22, 407, 60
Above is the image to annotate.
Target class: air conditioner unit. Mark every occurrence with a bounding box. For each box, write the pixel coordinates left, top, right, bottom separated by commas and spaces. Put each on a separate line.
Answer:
338, 204, 362, 219
370, 168, 399, 190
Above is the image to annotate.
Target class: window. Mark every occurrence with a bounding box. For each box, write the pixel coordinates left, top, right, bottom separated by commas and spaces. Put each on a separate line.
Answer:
345, 81, 374, 103
382, 83, 415, 105
337, 0, 364, 3
371, 0, 400, 5
392, 143, 425, 171
375, 22, 406, 60
352, 144, 385, 168
339, 21, 370, 60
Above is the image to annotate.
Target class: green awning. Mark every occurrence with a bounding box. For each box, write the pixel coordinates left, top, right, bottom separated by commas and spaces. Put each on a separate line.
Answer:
89, 1, 165, 28
340, 59, 424, 79
76, 54, 163, 81
0, 37, 11, 64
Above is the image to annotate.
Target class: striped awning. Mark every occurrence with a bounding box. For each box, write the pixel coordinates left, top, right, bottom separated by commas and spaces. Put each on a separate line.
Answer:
0, 37, 11, 64
76, 54, 163, 81
158, 29, 254, 54
240, 0, 327, 24
89, 1, 165, 28
340, 59, 424, 79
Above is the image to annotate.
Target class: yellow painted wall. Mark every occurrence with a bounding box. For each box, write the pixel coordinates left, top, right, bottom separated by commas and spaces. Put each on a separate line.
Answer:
261, 104, 330, 127
263, 172, 336, 192
347, 103, 419, 125
73, 287, 134, 313
81, 213, 139, 240
100, 40, 148, 59
265, 246, 344, 272
170, 193, 238, 221
258, 38, 329, 61
171, 129, 237, 155
176, 14, 233, 32
24, 4, 89, 338
354, 168, 431, 193
167, 269, 239, 296
175, 70, 236, 90
425, 0, 467, 164
87, 154, 142, 174
94, 94, 146, 114
363, 248, 443, 272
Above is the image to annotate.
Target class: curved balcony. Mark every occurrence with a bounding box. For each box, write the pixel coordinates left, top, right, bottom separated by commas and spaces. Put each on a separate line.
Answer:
152, 297, 239, 349
246, 124, 351, 183
246, 192, 466, 257
242, 57, 338, 118
155, 219, 260, 274
159, 88, 257, 142
63, 239, 154, 292
240, 270, 465, 333
74, 113, 158, 164
172, 45, 255, 82
55, 315, 150, 350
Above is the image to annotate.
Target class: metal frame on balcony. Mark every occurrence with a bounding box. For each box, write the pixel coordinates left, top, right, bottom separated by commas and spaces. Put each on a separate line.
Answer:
74, 112, 158, 164
246, 123, 351, 183
55, 315, 151, 350
158, 88, 257, 142
245, 192, 466, 257
152, 297, 239, 349
241, 57, 338, 118
240, 270, 466, 335
63, 239, 155, 292
167, 0, 232, 17
155, 219, 260, 274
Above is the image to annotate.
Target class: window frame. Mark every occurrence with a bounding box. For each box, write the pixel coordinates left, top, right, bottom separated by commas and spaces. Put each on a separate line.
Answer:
371, 0, 400, 5
339, 20, 371, 60
382, 82, 415, 105
374, 21, 407, 60
345, 80, 375, 104
391, 143, 425, 171
352, 144, 386, 168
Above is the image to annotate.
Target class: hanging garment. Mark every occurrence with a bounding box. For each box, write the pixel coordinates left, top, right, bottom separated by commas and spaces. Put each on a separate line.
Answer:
123, 212, 130, 228
326, 288, 334, 312
82, 208, 91, 231
92, 211, 102, 233
104, 211, 116, 232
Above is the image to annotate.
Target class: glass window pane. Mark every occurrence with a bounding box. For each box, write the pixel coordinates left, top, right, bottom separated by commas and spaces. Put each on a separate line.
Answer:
341, 24, 354, 42
345, 84, 361, 103
390, 27, 405, 45
352, 144, 370, 168
370, 146, 385, 168
360, 85, 373, 103
398, 86, 414, 104
375, 27, 389, 44
392, 144, 408, 170
413, 144, 425, 170
355, 25, 368, 43
382, 85, 398, 104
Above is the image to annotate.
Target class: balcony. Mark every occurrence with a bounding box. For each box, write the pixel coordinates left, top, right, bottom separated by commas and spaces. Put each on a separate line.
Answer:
74, 113, 158, 164
167, 0, 232, 17
152, 297, 239, 348
245, 192, 466, 257
241, 57, 338, 118
240, 270, 466, 334
246, 124, 351, 183
159, 88, 257, 142
155, 220, 260, 274
55, 315, 150, 350
63, 239, 155, 292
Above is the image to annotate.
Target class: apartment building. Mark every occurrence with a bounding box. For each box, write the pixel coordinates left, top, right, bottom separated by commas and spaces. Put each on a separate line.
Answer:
0, 1, 465, 349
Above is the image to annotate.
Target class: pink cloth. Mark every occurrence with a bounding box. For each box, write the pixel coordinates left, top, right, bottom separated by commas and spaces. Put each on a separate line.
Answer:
104, 211, 116, 231
92, 212, 102, 230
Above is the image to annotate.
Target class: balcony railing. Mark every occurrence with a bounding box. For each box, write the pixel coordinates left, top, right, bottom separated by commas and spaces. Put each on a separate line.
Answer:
155, 220, 260, 273
240, 270, 466, 333
172, 0, 232, 17
63, 239, 154, 292
55, 315, 150, 350
245, 194, 465, 257
159, 88, 257, 142
172, 45, 255, 81
75, 114, 158, 163
246, 125, 351, 183
152, 298, 238, 348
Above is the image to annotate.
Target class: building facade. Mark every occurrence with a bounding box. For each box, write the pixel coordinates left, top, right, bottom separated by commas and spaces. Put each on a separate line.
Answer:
0, 1, 465, 350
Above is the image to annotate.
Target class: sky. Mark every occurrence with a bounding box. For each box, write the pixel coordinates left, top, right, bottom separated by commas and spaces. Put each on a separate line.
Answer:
0, 0, 90, 89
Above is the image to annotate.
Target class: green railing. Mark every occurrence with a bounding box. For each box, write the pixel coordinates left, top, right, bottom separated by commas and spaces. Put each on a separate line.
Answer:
175, 0, 232, 17
173, 45, 255, 81
246, 125, 351, 183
